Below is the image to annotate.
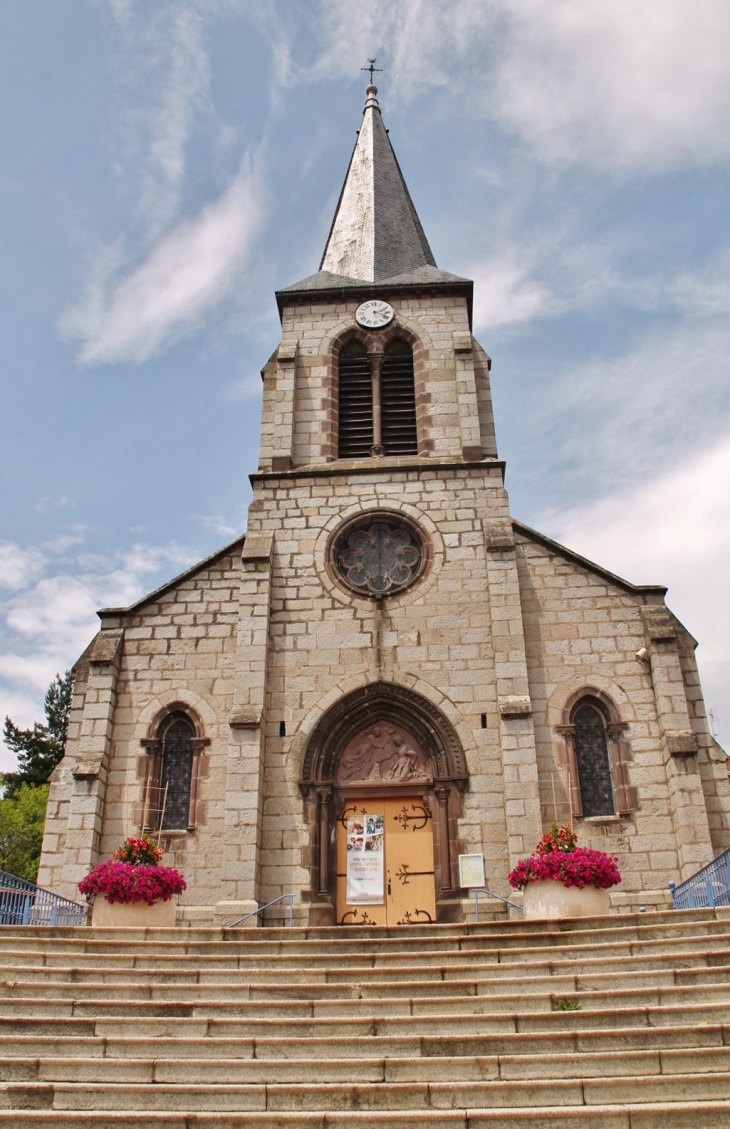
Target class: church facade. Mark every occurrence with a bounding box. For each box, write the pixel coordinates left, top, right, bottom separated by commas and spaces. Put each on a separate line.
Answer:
38, 83, 730, 926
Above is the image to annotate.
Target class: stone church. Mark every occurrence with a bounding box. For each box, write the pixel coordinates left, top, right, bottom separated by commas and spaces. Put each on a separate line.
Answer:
38, 82, 730, 927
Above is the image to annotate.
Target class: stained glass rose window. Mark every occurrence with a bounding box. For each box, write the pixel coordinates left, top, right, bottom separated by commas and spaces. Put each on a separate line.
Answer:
332, 516, 425, 597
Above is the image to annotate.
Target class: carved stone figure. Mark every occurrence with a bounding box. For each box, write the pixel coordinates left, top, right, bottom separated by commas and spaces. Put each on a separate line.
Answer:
383, 737, 430, 782
336, 724, 431, 785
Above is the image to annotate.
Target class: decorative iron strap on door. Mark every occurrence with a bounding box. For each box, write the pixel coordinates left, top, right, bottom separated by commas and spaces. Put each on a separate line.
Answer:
393, 803, 431, 829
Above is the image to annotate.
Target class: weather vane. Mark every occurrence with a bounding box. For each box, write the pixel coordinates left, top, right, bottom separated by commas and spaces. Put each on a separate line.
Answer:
362, 58, 382, 84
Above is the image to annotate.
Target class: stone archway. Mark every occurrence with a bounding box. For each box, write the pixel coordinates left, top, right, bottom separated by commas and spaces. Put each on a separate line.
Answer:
299, 683, 469, 925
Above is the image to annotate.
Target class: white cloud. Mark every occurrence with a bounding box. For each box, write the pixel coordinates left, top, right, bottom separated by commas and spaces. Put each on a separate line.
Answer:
0, 534, 198, 771
0, 544, 45, 592
106, 0, 215, 237
491, 0, 730, 170
61, 160, 263, 365
543, 434, 730, 746
311, 0, 730, 171
471, 252, 559, 332
525, 320, 730, 499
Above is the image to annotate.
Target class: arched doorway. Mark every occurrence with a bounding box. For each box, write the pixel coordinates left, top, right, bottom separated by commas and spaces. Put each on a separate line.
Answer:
299, 683, 469, 925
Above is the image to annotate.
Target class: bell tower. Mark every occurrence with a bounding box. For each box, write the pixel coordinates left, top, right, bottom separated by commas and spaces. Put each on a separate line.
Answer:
237, 78, 540, 926
257, 79, 498, 475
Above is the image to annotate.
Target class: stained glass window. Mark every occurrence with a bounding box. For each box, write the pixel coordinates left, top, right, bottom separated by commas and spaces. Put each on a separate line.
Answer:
159, 715, 195, 831
573, 702, 615, 818
334, 518, 424, 597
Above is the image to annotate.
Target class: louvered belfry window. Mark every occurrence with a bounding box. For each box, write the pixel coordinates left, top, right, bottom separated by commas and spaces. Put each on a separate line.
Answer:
337, 338, 417, 458
573, 701, 615, 818
338, 342, 374, 458
381, 340, 418, 455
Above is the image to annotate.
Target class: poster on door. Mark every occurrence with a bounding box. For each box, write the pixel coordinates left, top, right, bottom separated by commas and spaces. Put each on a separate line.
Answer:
346, 813, 384, 903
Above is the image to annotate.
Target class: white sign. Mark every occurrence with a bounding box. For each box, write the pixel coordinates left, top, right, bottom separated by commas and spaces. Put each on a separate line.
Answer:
458, 853, 485, 889
346, 814, 384, 904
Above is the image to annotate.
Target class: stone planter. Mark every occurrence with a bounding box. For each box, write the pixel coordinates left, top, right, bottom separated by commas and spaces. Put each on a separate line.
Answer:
522, 880, 610, 920
90, 898, 177, 927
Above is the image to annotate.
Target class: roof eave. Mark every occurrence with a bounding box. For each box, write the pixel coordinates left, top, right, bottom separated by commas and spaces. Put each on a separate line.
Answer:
275, 277, 474, 328
513, 519, 668, 598
97, 533, 247, 623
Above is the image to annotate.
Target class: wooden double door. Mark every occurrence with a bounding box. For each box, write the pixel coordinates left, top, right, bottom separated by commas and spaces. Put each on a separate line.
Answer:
335, 796, 436, 925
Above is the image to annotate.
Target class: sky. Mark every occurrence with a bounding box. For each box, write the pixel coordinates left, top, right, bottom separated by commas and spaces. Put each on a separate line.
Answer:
1, 0, 729, 769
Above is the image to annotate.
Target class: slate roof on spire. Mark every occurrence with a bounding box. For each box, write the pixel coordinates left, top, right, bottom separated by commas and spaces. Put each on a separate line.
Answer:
278, 83, 470, 298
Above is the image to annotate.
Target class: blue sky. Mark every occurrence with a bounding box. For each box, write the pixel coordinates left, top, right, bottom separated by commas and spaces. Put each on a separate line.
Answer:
2, 0, 729, 768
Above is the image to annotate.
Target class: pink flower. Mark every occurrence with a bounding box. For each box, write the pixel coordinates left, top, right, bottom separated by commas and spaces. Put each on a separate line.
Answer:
508, 847, 621, 891
78, 861, 186, 905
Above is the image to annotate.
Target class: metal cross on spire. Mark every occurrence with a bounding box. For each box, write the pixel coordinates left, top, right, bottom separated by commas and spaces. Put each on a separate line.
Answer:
361, 58, 382, 84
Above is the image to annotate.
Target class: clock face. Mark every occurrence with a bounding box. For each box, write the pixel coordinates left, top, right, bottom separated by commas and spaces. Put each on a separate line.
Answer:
355, 299, 395, 329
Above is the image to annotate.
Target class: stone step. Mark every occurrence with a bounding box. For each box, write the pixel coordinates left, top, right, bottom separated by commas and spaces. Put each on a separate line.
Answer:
2, 1071, 730, 1112
0, 980, 728, 1018
2, 1104, 730, 1128
1, 965, 727, 1002
2, 999, 730, 1039
3, 1045, 730, 1085
1, 957, 726, 993
1, 920, 729, 959
2, 952, 726, 989
2, 1019, 727, 1061
6, 911, 730, 946
2, 934, 730, 975
0, 1108, 719, 1129
11, 908, 723, 939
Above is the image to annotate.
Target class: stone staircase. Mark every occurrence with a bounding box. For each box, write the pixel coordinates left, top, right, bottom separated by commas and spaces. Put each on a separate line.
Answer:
0, 908, 729, 1126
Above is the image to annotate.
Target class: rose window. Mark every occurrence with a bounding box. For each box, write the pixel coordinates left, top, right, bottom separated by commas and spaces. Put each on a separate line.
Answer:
332, 516, 425, 597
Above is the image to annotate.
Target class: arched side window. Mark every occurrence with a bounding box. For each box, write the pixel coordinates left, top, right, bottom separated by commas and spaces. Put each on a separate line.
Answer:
337, 337, 417, 459
159, 713, 195, 830
139, 705, 210, 833
557, 691, 638, 820
572, 699, 615, 818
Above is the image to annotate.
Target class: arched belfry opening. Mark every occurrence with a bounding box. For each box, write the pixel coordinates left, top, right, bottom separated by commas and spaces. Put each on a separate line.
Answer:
336, 336, 418, 459
299, 683, 468, 925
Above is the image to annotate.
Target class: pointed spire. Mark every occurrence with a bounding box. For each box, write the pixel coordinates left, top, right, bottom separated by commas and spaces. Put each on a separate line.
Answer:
319, 81, 437, 283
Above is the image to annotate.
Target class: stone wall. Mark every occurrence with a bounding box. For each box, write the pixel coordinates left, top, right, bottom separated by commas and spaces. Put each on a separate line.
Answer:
515, 527, 719, 909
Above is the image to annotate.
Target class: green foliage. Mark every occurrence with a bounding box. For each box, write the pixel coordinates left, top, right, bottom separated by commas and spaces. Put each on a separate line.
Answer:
2, 671, 73, 799
552, 997, 582, 1012
0, 783, 50, 882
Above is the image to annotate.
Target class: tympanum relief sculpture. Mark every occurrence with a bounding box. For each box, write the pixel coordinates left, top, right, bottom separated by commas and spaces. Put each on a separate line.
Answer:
336, 724, 432, 786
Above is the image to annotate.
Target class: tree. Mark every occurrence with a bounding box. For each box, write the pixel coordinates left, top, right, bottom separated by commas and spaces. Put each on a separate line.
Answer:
0, 783, 49, 882
2, 671, 74, 799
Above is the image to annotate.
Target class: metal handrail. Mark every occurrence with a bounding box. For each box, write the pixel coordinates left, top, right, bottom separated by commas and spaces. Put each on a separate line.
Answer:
0, 868, 87, 927
669, 847, 730, 910
224, 893, 295, 929
472, 887, 524, 920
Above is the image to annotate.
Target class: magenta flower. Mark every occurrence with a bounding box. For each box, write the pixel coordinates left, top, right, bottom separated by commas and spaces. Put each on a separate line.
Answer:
78, 861, 186, 905
508, 846, 621, 891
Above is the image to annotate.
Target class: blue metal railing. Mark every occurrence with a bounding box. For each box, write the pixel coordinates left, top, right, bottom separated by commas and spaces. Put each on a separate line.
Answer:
669, 847, 730, 910
0, 868, 86, 927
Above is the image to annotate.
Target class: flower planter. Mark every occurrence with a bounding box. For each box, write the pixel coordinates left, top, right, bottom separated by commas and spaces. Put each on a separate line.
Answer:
91, 897, 177, 928
522, 879, 610, 920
